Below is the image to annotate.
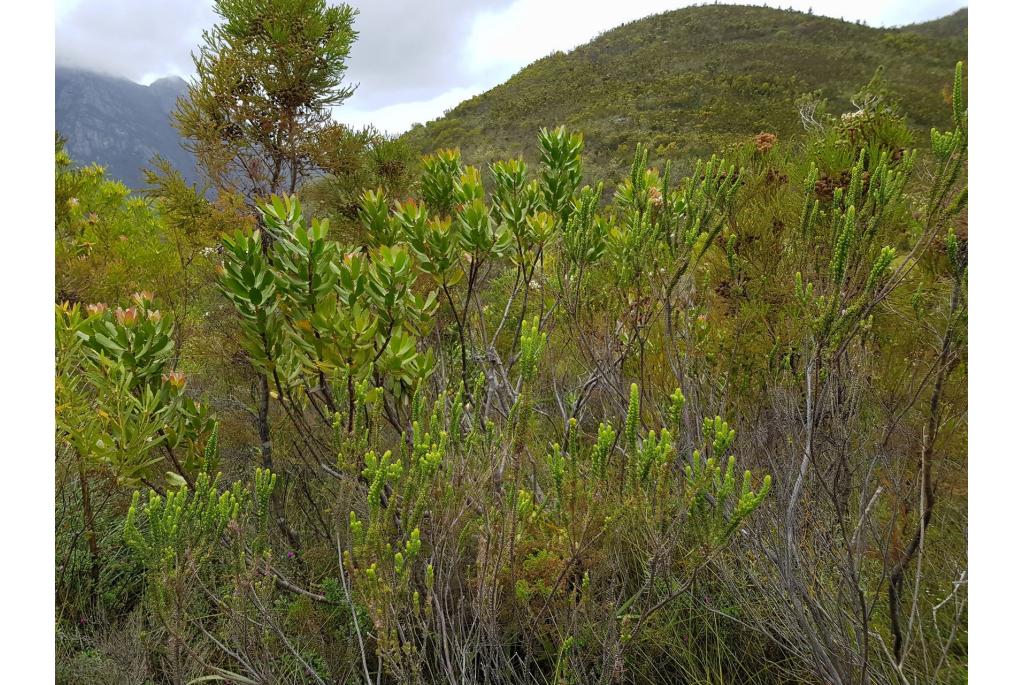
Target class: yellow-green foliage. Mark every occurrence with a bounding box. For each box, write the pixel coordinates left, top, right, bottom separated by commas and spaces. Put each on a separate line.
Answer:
56, 297, 214, 489
56, 138, 175, 305
54, 33, 968, 685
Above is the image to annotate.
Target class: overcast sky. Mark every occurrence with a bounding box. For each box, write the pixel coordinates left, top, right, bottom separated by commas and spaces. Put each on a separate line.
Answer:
55, 0, 967, 134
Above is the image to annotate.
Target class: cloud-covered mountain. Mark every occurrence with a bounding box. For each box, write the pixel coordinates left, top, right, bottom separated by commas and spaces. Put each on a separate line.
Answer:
56, 66, 196, 189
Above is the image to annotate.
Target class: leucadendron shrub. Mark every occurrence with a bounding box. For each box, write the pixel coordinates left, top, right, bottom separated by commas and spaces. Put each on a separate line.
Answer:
55, 60, 967, 685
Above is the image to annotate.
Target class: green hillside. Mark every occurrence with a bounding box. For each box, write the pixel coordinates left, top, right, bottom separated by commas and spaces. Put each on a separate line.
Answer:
403, 5, 967, 182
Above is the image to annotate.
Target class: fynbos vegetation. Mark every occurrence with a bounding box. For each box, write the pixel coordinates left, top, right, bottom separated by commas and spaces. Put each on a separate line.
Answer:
55, 2, 967, 683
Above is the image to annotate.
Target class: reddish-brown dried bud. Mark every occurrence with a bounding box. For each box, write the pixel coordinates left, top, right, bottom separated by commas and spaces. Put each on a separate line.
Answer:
648, 186, 663, 208
755, 132, 777, 153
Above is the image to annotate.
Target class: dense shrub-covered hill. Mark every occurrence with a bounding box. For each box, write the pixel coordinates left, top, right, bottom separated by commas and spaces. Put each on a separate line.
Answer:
402, 5, 967, 183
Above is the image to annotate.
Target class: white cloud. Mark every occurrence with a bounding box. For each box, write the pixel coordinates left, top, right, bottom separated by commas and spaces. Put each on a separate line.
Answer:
336, 85, 484, 135
56, 0, 215, 81
466, 0, 684, 79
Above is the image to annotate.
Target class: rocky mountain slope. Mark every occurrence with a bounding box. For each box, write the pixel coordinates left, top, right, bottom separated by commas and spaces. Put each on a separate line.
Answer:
56, 67, 196, 189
